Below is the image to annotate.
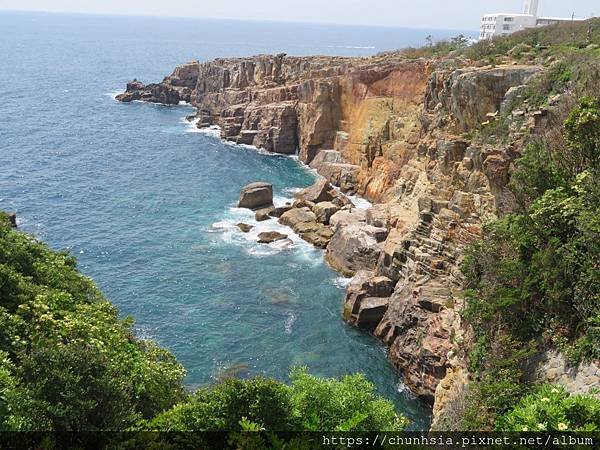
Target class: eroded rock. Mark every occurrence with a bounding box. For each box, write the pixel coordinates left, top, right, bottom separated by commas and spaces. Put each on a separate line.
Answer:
238, 182, 274, 210
294, 178, 335, 204
257, 231, 288, 244
326, 224, 388, 276
313, 201, 339, 225
356, 297, 390, 329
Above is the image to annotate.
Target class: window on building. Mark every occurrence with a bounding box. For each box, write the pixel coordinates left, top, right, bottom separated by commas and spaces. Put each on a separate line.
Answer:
505, 17, 514, 22
503, 24, 511, 30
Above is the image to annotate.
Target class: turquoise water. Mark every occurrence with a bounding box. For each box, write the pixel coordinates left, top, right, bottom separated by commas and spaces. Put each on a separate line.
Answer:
0, 11, 460, 429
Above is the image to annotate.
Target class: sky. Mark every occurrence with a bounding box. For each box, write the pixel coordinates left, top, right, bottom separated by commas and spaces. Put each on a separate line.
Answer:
0, 0, 596, 30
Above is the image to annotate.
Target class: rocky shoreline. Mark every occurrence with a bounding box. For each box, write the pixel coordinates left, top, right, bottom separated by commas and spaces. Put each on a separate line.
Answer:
117, 51, 553, 423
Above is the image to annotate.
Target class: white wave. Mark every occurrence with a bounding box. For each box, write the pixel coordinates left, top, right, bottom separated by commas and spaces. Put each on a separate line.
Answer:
183, 117, 222, 136
281, 187, 303, 196
273, 195, 293, 207
332, 276, 353, 289
347, 193, 372, 209
105, 91, 123, 100
284, 312, 296, 335
208, 204, 324, 262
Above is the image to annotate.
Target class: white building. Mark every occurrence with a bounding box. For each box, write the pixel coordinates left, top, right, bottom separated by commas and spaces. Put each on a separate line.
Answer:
479, 0, 584, 40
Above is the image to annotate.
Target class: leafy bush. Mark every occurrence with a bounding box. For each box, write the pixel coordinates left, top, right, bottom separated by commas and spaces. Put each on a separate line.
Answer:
149, 377, 295, 432
151, 368, 407, 432
288, 367, 407, 432
497, 385, 600, 432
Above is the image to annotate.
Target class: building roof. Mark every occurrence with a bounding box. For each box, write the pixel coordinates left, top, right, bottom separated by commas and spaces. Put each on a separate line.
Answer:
482, 13, 535, 17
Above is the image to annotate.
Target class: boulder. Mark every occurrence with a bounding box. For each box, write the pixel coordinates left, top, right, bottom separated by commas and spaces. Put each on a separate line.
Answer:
329, 208, 367, 230
293, 199, 316, 210
126, 79, 145, 91
313, 202, 339, 225
279, 208, 317, 229
316, 163, 361, 193
278, 207, 334, 248
294, 178, 335, 204
258, 231, 288, 244
237, 223, 253, 233
302, 226, 335, 249
355, 297, 390, 329
343, 272, 395, 323
309, 151, 360, 192
326, 224, 388, 276
365, 276, 395, 298
330, 191, 355, 208
238, 182, 274, 210
483, 153, 511, 189
255, 207, 274, 222
269, 205, 293, 218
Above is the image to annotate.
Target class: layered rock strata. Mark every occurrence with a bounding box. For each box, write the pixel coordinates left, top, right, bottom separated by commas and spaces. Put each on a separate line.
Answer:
120, 53, 549, 418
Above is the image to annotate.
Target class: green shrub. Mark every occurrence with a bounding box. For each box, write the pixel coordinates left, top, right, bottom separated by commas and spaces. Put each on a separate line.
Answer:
150, 377, 295, 432
151, 368, 408, 433
288, 367, 407, 432
497, 385, 600, 431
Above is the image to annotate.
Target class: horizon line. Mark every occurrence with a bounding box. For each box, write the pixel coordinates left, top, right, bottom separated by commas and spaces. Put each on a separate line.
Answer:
0, 8, 480, 33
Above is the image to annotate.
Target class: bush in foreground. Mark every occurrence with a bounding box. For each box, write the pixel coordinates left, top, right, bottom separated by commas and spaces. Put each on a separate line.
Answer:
497, 385, 600, 432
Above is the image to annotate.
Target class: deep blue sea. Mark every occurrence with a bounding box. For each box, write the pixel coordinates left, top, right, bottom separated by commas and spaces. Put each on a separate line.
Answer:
0, 11, 474, 429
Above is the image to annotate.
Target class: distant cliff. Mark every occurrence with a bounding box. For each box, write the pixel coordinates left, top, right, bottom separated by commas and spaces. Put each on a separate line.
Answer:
118, 21, 600, 426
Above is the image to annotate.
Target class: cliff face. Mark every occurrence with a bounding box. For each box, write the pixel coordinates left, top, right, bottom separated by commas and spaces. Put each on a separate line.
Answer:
118, 53, 543, 419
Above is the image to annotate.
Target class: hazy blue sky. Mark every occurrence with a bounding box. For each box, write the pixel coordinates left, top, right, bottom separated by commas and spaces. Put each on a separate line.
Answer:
0, 0, 596, 30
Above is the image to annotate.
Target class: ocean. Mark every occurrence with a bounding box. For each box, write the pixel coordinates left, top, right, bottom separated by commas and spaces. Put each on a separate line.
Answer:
0, 11, 474, 429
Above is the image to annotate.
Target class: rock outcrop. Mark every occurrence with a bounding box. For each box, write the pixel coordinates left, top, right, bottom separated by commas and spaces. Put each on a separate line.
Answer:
121, 52, 554, 421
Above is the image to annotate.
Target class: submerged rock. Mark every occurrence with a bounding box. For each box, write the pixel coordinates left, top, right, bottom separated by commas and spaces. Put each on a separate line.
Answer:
238, 182, 274, 210
237, 223, 254, 233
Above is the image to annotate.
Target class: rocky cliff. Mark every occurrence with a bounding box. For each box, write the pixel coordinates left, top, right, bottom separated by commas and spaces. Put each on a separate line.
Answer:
118, 52, 548, 420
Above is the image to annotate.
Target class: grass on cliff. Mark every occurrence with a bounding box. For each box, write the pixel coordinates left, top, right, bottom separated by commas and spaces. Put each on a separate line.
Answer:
398, 19, 600, 63
0, 212, 407, 445
463, 18, 600, 62
438, 96, 600, 431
